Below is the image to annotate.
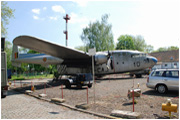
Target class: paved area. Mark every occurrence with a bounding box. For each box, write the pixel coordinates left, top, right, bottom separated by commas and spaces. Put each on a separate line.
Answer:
1, 90, 100, 119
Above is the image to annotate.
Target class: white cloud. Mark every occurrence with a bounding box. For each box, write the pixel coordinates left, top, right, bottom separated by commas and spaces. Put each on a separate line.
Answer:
32, 9, 40, 14
43, 7, 47, 10
49, 16, 58, 20
33, 15, 39, 20
69, 12, 88, 24
74, 1, 88, 7
52, 5, 65, 13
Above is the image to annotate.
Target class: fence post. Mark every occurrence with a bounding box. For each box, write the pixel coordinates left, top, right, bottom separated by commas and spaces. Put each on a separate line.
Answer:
61, 84, 63, 99
44, 83, 46, 94
87, 86, 88, 104
133, 89, 135, 112
31, 81, 32, 91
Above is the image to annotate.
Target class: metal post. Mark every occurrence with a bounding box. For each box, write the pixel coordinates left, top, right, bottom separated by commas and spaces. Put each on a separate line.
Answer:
44, 83, 46, 94
63, 14, 70, 47
87, 86, 88, 104
31, 81, 32, 90
133, 89, 134, 112
92, 55, 95, 103
88, 48, 96, 104
61, 84, 63, 99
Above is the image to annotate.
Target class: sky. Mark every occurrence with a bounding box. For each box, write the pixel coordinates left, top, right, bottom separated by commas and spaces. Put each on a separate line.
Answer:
4, 0, 180, 50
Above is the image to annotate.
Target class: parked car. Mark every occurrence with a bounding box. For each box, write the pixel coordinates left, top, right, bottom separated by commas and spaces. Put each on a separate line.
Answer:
146, 69, 179, 93
65, 73, 93, 89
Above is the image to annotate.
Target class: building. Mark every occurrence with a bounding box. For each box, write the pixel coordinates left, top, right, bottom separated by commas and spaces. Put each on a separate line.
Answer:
150, 50, 179, 69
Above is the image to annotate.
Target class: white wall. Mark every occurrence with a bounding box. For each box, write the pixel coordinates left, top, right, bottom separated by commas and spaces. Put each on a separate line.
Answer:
152, 62, 179, 69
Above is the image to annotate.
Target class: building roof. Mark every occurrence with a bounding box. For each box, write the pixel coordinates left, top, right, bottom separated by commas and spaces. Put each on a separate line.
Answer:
149, 50, 179, 62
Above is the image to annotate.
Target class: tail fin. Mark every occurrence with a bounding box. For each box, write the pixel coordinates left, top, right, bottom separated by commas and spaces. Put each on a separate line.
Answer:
12, 45, 21, 67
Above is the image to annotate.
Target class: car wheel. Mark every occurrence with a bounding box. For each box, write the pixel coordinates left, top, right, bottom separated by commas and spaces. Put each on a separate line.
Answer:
157, 85, 167, 94
65, 81, 71, 88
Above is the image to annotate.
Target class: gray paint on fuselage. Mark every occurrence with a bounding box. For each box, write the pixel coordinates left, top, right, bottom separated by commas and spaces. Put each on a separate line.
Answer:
95, 50, 156, 75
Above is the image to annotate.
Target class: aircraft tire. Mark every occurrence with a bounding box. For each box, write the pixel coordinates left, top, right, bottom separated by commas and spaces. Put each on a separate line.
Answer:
136, 74, 142, 78
88, 84, 92, 88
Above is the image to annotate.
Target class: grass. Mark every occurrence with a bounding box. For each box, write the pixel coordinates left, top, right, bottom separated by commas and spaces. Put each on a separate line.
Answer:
10, 74, 54, 80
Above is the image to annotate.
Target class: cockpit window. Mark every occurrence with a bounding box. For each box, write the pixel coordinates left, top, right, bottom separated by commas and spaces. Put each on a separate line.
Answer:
122, 52, 126, 56
131, 53, 146, 58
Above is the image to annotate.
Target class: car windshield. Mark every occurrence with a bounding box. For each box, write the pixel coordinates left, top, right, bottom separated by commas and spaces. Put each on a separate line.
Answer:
85, 74, 93, 81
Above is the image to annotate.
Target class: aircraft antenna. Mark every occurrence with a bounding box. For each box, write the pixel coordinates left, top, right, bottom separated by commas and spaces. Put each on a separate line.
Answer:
63, 14, 70, 46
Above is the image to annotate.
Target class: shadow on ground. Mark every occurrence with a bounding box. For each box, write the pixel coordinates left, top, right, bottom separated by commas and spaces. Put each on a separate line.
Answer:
142, 90, 179, 98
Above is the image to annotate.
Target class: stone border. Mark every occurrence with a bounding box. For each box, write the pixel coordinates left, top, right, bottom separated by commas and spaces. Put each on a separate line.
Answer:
12, 88, 120, 119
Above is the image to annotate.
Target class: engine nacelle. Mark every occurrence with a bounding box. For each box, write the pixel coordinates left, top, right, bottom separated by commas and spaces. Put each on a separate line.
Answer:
95, 52, 108, 65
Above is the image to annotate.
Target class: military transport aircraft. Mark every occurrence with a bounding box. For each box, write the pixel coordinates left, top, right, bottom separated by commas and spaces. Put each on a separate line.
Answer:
12, 35, 157, 78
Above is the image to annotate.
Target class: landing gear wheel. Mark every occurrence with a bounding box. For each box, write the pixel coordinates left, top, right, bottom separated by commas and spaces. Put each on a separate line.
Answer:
136, 74, 142, 78
157, 85, 167, 94
65, 84, 71, 89
88, 84, 92, 88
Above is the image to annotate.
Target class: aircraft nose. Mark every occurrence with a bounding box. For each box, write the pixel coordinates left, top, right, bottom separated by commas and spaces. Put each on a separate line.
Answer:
151, 57, 157, 64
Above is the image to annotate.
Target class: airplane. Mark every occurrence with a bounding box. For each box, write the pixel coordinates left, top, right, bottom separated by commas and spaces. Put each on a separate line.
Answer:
12, 35, 157, 79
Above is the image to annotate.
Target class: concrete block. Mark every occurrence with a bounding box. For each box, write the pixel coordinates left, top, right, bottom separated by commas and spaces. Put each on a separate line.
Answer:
75, 103, 89, 110
25, 90, 32, 94
110, 110, 141, 119
51, 98, 65, 103
39, 94, 47, 97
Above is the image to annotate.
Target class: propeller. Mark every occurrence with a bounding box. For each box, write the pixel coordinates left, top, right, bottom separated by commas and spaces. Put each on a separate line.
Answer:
107, 50, 111, 69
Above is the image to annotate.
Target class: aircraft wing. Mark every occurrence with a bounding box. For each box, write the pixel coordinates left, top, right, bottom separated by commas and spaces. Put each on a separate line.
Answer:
13, 35, 91, 66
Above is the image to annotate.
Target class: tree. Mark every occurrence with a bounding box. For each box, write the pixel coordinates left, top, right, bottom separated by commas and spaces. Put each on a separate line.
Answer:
167, 46, 179, 51
1, 1, 15, 37
116, 35, 135, 50
116, 34, 154, 53
75, 46, 87, 52
81, 14, 114, 52
154, 46, 179, 52
145, 45, 154, 53
133, 35, 146, 52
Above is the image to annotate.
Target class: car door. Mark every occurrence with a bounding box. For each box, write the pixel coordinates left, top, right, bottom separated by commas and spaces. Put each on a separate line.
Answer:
150, 70, 164, 84
162, 70, 179, 90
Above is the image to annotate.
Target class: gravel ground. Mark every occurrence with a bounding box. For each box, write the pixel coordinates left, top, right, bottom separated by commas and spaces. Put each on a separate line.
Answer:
12, 74, 179, 119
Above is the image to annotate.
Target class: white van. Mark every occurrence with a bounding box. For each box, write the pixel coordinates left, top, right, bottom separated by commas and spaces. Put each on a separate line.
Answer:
146, 69, 179, 94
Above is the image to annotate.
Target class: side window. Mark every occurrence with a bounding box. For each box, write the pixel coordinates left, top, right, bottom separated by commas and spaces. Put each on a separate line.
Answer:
165, 71, 172, 77
168, 71, 179, 78
152, 71, 163, 77
163, 71, 179, 78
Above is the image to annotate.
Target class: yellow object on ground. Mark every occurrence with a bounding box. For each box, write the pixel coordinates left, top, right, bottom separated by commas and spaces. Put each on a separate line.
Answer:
162, 99, 177, 118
